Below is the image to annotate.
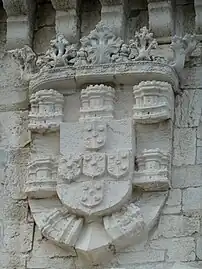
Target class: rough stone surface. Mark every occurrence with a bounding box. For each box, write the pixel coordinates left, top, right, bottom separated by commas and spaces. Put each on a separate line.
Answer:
150, 237, 196, 262
182, 187, 202, 215
172, 165, 202, 188
152, 215, 200, 238
173, 128, 196, 166
163, 189, 181, 214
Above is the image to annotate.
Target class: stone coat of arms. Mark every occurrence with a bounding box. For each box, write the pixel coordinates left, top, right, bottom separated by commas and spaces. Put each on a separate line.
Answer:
57, 119, 134, 217
20, 23, 178, 265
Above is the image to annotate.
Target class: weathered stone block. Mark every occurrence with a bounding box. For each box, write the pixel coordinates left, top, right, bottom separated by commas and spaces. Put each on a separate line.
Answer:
27, 256, 75, 269
115, 248, 165, 264
196, 237, 202, 259
173, 128, 196, 166
31, 227, 76, 258
151, 237, 195, 261
153, 215, 200, 238
33, 27, 55, 54
2, 222, 34, 253
182, 187, 202, 214
175, 90, 202, 128
172, 165, 202, 188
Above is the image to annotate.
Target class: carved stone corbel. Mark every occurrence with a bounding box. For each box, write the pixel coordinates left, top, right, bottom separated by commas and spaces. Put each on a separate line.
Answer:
2, 0, 35, 49
100, 0, 128, 39
51, 0, 80, 43
194, 0, 202, 37
147, 0, 174, 43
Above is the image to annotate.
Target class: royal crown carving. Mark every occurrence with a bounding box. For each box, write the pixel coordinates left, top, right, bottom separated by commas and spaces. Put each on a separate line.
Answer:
9, 22, 197, 89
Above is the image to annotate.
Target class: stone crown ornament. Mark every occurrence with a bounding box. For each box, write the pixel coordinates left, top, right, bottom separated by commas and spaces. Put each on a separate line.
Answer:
9, 22, 197, 88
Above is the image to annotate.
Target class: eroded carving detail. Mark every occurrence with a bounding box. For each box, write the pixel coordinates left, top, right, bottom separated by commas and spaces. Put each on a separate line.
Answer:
83, 121, 107, 150
80, 84, 115, 120
170, 34, 198, 76
83, 153, 106, 178
79, 22, 124, 65
129, 26, 158, 61
104, 203, 145, 248
107, 151, 130, 179
41, 208, 83, 247
134, 149, 170, 191
80, 181, 104, 208
28, 89, 64, 133
58, 154, 82, 183
26, 158, 57, 198
9, 45, 37, 80
133, 80, 174, 123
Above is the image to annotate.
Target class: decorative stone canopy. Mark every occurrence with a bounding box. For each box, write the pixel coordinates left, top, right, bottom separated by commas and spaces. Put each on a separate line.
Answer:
9, 22, 197, 266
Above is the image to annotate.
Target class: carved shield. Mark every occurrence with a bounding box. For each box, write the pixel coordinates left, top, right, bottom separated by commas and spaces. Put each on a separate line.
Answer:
83, 153, 105, 178
107, 151, 130, 179
83, 121, 107, 150
80, 181, 104, 208
58, 154, 82, 183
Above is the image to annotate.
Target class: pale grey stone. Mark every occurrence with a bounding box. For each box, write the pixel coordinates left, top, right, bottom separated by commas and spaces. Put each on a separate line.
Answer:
0, 251, 26, 269
163, 189, 181, 213
2, 222, 34, 253
153, 215, 200, 238
31, 227, 76, 257
115, 249, 165, 264
196, 237, 202, 259
175, 90, 202, 128
196, 147, 202, 164
172, 165, 202, 188
165, 189, 181, 206
33, 27, 56, 54
182, 187, 202, 214
27, 256, 75, 269
183, 67, 202, 89
151, 237, 195, 261
173, 128, 196, 166
136, 121, 172, 155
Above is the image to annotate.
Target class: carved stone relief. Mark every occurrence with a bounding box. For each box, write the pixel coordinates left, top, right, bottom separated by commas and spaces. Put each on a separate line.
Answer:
9, 22, 197, 86
80, 84, 115, 120
28, 89, 64, 133
9, 21, 197, 266
25, 84, 170, 265
133, 80, 174, 123
133, 148, 170, 191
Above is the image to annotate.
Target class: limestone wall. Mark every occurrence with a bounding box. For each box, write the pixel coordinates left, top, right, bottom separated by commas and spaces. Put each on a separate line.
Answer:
0, 1, 202, 269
